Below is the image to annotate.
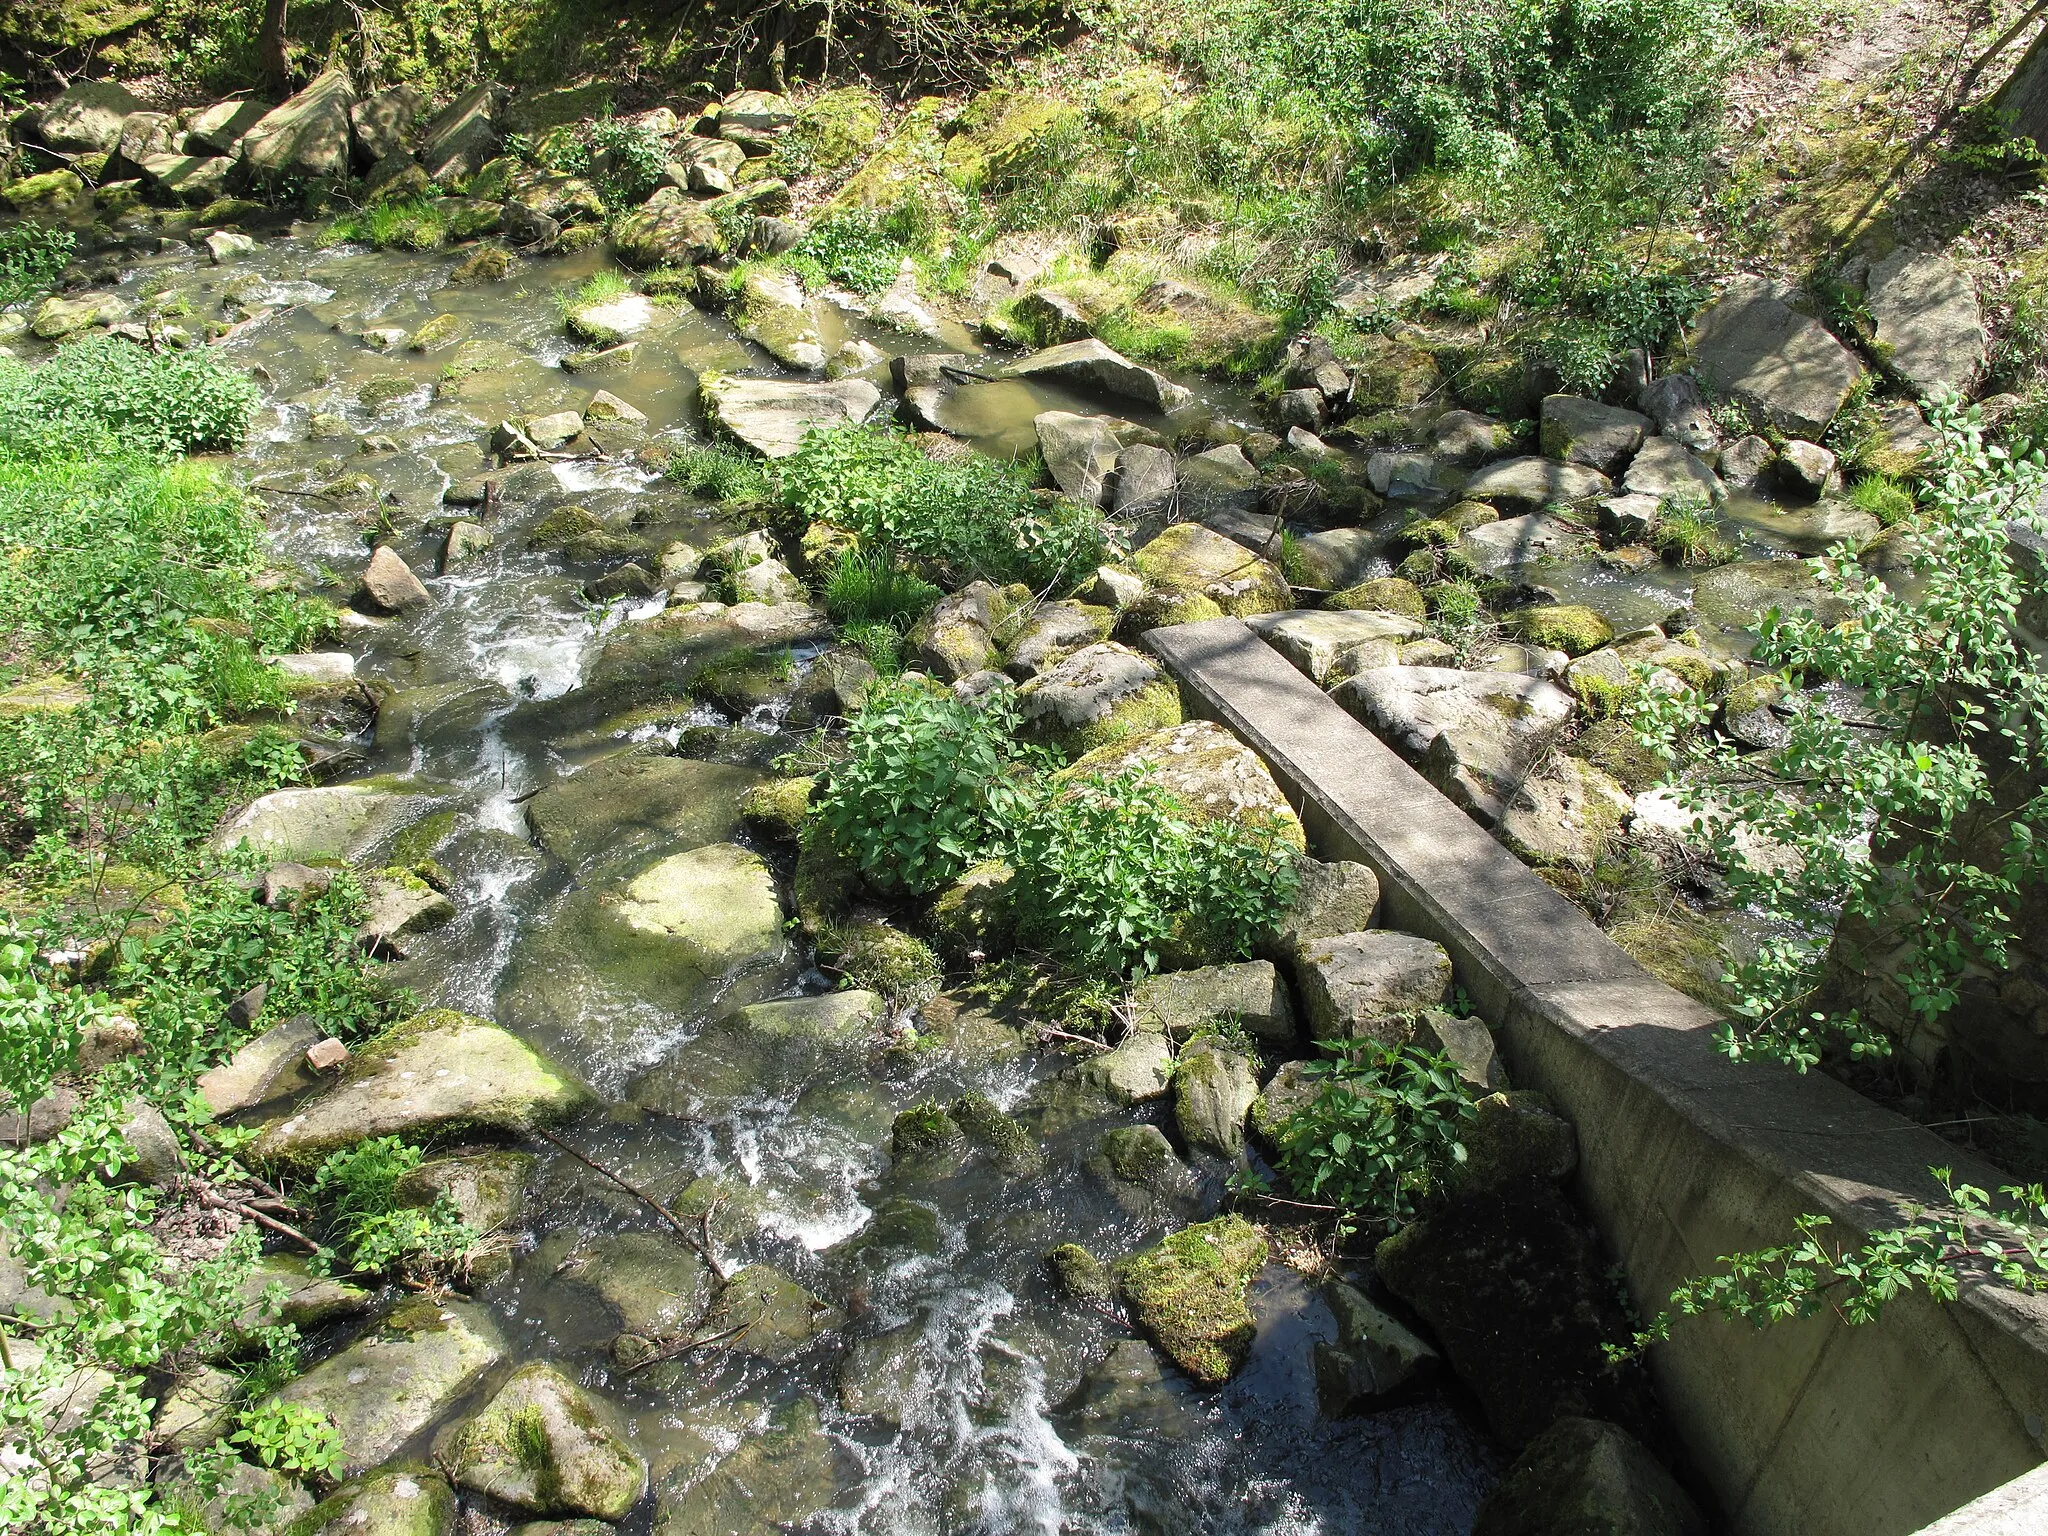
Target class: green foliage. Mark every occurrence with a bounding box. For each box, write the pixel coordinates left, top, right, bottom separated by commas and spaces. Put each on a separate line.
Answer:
1848, 473, 1916, 527
778, 424, 1102, 590
1267, 1038, 1478, 1232
587, 116, 669, 206
327, 195, 452, 251
823, 549, 942, 628
309, 1136, 475, 1279
0, 931, 106, 1114
231, 1398, 347, 1479
841, 620, 906, 677
1650, 493, 1733, 565
1620, 1167, 2048, 1359
0, 223, 75, 312
815, 683, 1034, 895
1626, 397, 2048, 1070
1006, 768, 1301, 978
665, 441, 771, 502
1512, 237, 1703, 394
0, 336, 260, 457
791, 208, 909, 293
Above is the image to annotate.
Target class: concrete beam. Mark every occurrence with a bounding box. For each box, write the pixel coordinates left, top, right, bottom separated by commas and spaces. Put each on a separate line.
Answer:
1145, 616, 2048, 1536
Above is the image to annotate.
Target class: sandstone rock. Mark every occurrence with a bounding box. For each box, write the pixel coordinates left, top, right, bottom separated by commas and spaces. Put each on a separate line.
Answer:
1412, 1007, 1506, 1092
31, 289, 125, 340
600, 842, 786, 985
701, 374, 879, 457
240, 69, 356, 179
1293, 930, 1454, 1042
1260, 858, 1382, 958
1496, 755, 1632, 869
356, 870, 455, 952
1130, 959, 1294, 1041
252, 1009, 595, 1165
358, 546, 431, 614
1637, 373, 1718, 453
394, 1150, 533, 1233
1078, 1029, 1175, 1103
197, 1014, 323, 1115
1003, 599, 1115, 679
1690, 276, 1864, 438
1113, 1216, 1267, 1386
614, 187, 723, 268
740, 266, 825, 370
1113, 442, 1178, 521
1539, 396, 1649, 475
272, 1297, 505, 1473
441, 1363, 645, 1520
1458, 512, 1591, 578
1248, 609, 1425, 686
1776, 439, 1837, 499
1058, 719, 1302, 847
1035, 410, 1122, 505
1718, 434, 1773, 490
1430, 409, 1516, 466
1314, 1280, 1440, 1413
421, 83, 499, 183
1865, 248, 1985, 397
1002, 338, 1193, 411
1132, 522, 1291, 615
1173, 1040, 1260, 1161
1471, 1417, 1708, 1536
544, 1230, 712, 1342
212, 783, 430, 863
1014, 641, 1180, 753
1462, 458, 1611, 513
351, 85, 427, 164
138, 153, 232, 205
35, 81, 142, 153
1290, 527, 1392, 591
1332, 667, 1576, 823
1621, 438, 1722, 503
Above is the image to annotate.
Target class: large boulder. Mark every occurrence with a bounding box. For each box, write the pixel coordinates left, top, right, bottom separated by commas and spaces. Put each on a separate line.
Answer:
1247, 609, 1425, 686
1059, 720, 1303, 847
613, 187, 723, 269
595, 843, 786, 989
1131, 522, 1292, 617
421, 83, 500, 183
1689, 276, 1865, 438
34, 80, 142, 152
540, 1230, 712, 1345
1539, 396, 1649, 476
1293, 930, 1454, 1042
1014, 641, 1181, 754
627, 992, 885, 1112
650, 1399, 850, 1536
1471, 1417, 1708, 1536
1332, 667, 1576, 824
1621, 437, 1723, 503
239, 68, 357, 179
1457, 511, 1592, 579
1865, 249, 1985, 397
1113, 442, 1178, 523
524, 754, 756, 872
252, 1009, 596, 1165
283, 1467, 453, 1536
271, 1298, 505, 1474
1462, 459, 1611, 513
702, 374, 880, 457
1131, 959, 1294, 1041
1112, 1216, 1268, 1386
440, 1363, 646, 1520
1001, 338, 1193, 412
1376, 1184, 1656, 1448
1004, 599, 1115, 679
185, 97, 271, 154
350, 85, 427, 164
1035, 411, 1122, 506
211, 783, 431, 862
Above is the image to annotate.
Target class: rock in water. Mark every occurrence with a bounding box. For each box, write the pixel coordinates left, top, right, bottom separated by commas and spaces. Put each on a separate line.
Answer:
1173, 1041, 1259, 1161
1113, 1215, 1268, 1386
252, 1009, 596, 1165
271, 1298, 505, 1474
701, 374, 881, 457
524, 755, 758, 872
211, 783, 431, 862
441, 1363, 646, 1520
1314, 1279, 1440, 1412
239, 69, 357, 179
1472, 1417, 1708, 1536
1001, 338, 1194, 411
284, 1467, 454, 1536
359, 546, 431, 613
599, 842, 786, 983
1035, 410, 1122, 505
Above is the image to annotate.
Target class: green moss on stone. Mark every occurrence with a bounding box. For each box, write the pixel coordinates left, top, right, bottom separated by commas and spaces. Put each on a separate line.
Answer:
1112, 1215, 1267, 1386
1327, 577, 1426, 619
739, 776, 814, 841
1509, 604, 1613, 657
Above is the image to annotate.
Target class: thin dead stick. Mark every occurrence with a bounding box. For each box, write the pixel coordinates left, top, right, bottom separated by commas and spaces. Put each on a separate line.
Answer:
531, 1126, 727, 1281
1035, 1024, 1111, 1051
201, 1192, 320, 1253
621, 1319, 751, 1375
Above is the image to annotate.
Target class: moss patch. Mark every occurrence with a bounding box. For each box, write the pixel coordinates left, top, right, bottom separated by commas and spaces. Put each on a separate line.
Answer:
1112, 1215, 1267, 1386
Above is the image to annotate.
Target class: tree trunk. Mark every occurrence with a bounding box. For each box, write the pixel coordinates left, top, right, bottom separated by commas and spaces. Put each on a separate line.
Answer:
258, 0, 292, 99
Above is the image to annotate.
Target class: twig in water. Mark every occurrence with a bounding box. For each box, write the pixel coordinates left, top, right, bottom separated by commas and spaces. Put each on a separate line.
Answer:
620, 1319, 751, 1375
530, 1126, 727, 1281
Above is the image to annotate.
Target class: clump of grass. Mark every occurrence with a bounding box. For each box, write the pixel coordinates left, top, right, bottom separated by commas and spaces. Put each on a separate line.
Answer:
1848, 473, 1916, 527
841, 621, 905, 676
665, 441, 772, 503
824, 549, 942, 628
1650, 494, 1733, 566
329, 195, 450, 251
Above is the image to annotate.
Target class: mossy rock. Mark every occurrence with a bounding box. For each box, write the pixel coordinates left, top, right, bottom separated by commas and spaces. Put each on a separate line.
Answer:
1349, 334, 1441, 411
891, 1098, 965, 1160
739, 775, 814, 840
408, 312, 465, 352
789, 86, 885, 170
928, 858, 1016, 962
1566, 717, 1668, 795
282, 1465, 454, 1536
1119, 587, 1227, 634
439, 1362, 645, 1520
829, 98, 948, 211
951, 1091, 1042, 1174
1327, 576, 1426, 619
794, 833, 861, 934
526, 505, 645, 563
1112, 1215, 1268, 1386
1507, 605, 1613, 657
824, 918, 941, 1010
942, 88, 1081, 190
358, 375, 419, 411
1131, 522, 1292, 618
1048, 1243, 1115, 1304
1062, 719, 1305, 851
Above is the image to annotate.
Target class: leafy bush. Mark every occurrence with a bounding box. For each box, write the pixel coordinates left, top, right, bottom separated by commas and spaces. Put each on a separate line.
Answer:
0, 930, 111, 1115
0, 336, 260, 456
823, 549, 943, 628
779, 424, 1103, 590
0, 223, 75, 312
1006, 768, 1301, 977
813, 683, 1034, 895
310, 1136, 475, 1279
1268, 1038, 1478, 1231
792, 208, 908, 293
230, 1398, 347, 1479
587, 116, 669, 205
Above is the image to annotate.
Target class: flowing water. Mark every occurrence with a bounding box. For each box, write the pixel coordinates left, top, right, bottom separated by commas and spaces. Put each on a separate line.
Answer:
55, 223, 1846, 1532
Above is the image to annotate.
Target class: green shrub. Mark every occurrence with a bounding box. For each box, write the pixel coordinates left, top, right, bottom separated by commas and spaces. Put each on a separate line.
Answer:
1268, 1038, 1478, 1231
587, 116, 669, 205
309, 1136, 475, 1279
814, 683, 1035, 895
841, 620, 906, 677
0, 336, 260, 456
779, 424, 1102, 590
791, 208, 908, 293
824, 549, 943, 628
1006, 768, 1300, 978
0, 224, 75, 312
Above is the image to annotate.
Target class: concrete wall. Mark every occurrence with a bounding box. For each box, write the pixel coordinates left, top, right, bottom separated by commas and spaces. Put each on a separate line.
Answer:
1145, 618, 2048, 1536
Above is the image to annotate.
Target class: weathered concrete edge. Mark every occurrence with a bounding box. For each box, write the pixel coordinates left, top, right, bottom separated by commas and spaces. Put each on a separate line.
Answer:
1144, 617, 2048, 1536
1912, 1461, 2048, 1534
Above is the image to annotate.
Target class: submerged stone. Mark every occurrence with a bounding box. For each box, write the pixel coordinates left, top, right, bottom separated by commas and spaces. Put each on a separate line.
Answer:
441, 1364, 645, 1520
283, 1466, 453, 1536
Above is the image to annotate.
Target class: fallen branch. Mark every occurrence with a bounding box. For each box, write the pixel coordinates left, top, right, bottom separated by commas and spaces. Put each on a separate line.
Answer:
200, 1191, 321, 1253
621, 1319, 752, 1375
531, 1126, 727, 1282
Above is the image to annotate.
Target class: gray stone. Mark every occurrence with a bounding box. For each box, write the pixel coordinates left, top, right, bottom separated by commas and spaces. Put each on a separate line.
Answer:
137, 152, 233, 205
1289, 527, 1390, 591
1777, 439, 1838, 499
1176, 444, 1261, 526
421, 83, 500, 183
1367, 450, 1443, 499
251, 1009, 596, 1165
1718, 434, 1773, 490
1277, 388, 1328, 430
1638, 373, 1719, 453
1754, 501, 1880, 555
351, 85, 427, 164
272, 1297, 505, 1474
212, 783, 430, 863
1173, 1041, 1260, 1160
442, 520, 492, 570
911, 580, 999, 681
838, 1318, 927, 1423
1260, 858, 1382, 959
240, 69, 357, 179
1080, 1029, 1175, 1103
1003, 338, 1192, 411
359, 546, 431, 614
1132, 521, 1292, 614
1003, 599, 1114, 679
1457, 507, 1595, 577
196, 1014, 323, 1115
186, 97, 271, 154
613, 188, 723, 269
1866, 249, 1985, 397
1086, 1124, 1203, 1219
1598, 493, 1663, 542
1314, 1280, 1439, 1413
699, 1263, 841, 1362
31, 290, 127, 340
261, 1466, 435, 1536
625, 992, 884, 1113
1621, 438, 1722, 502
357, 871, 455, 953
441, 1363, 645, 1519
1332, 666, 1576, 823
595, 842, 786, 991
739, 266, 825, 370
1495, 754, 1632, 870
114, 110, 178, 166
649, 1399, 848, 1536
1014, 641, 1173, 748
1035, 410, 1121, 506
1113, 442, 1178, 520
1539, 396, 1649, 475
1689, 275, 1864, 438
394, 1150, 534, 1233
151, 1364, 240, 1452
1471, 1416, 1708, 1536
1412, 1007, 1506, 1091
1062, 720, 1302, 848
544, 1230, 711, 1342
702, 374, 879, 457
233, 1254, 373, 1335
1247, 609, 1425, 686
1130, 959, 1294, 1041
1293, 930, 1454, 1042
35, 81, 142, 152
1443, 1090, 1580, 1197
1430, 409, 1516, 466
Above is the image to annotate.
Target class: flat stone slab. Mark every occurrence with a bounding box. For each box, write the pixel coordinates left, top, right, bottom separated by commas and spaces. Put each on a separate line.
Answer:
1866, 249, 1984, 397
1002, 338, 1193, 412
1247, 609, 1425, 685
702, 374, 881, 457
1462, 458, 1611, 512
1294, 930, 1454, 1042
1689, 276, 1865, 438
